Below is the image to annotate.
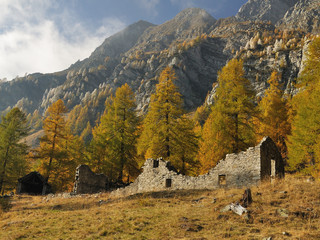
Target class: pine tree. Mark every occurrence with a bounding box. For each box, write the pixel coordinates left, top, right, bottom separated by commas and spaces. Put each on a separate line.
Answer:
198, 59, 257, 172
90, 84, 140, 182
0, 108, 29, 194
257, 71, 291, 159
138, 66, 199, 174
287, 37, 320, 177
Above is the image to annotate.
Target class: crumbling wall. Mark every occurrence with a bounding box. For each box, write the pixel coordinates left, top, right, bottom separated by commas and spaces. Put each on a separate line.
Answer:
111, 137, 284, 197
73, 165, 108, 194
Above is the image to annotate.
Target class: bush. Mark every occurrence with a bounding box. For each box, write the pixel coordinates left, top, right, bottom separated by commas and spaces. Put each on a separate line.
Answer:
0, 197, 12, 212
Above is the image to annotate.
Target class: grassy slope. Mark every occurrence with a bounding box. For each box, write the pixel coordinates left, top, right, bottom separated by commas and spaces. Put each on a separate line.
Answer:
1, 175, 320, 240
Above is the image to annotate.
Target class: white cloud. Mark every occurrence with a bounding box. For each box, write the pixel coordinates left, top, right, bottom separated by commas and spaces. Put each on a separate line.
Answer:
0, 0, 126, 80
135, 0, 160, 16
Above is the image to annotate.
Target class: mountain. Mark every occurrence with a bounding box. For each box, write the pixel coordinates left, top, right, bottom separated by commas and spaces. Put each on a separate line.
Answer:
236, 0, 299, 24
129, 8, 216, 53
0, 1, 319, 138
277, 0, 320, 34
71, 20, 155, 70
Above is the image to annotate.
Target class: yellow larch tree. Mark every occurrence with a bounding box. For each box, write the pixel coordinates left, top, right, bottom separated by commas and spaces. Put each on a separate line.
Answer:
198, 59, 257, 173
256, 71, 291, 159
137, 66, 199, 174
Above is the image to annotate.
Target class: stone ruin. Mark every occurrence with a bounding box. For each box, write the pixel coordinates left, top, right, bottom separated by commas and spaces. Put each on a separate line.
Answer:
111, 137, 284, 197
73, 165, 129, 194
73, 165, 108, 194
73, 137, 284, 196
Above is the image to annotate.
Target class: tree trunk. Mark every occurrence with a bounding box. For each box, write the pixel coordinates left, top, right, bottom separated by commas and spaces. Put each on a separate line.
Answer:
234, 113, 239, 153
0, 146, 10, 195
43, 126, 57, 195
118, 108, 126, 182
182, 155, 186, 175
166, 112, 170, 158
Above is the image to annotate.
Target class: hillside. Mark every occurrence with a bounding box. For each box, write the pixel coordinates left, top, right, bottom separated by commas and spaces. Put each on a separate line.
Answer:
1, 175, 320, 239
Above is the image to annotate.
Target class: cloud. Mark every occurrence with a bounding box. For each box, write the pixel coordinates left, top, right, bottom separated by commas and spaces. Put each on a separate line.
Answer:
170, 0, 196, 9
135, 0, 160, 16
0, 0, 126, 80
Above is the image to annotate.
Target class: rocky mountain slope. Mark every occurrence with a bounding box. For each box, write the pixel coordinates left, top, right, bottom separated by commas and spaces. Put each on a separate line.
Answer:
0, 0, 318, 135
277, 0, 320, 34
236, 0, 299, 24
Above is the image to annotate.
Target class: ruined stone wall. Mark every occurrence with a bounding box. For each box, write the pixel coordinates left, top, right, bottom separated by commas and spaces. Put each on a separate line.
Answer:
260, 137, 285, 179
73, 165, 108, 194
111, 139, 269, 197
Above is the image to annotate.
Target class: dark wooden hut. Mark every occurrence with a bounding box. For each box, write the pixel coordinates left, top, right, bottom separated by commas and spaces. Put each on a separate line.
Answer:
17, 172, 52, 195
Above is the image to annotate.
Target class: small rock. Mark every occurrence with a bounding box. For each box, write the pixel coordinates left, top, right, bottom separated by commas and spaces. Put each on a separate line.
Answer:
220, 205, 232, 213
277, 208, 289, 218
279, 191, 288, 194
282, 231, 291, 236
262, 237, 272, 240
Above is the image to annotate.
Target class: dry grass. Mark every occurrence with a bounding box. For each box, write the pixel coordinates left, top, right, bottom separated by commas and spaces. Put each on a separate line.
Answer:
1, 175, 320, 239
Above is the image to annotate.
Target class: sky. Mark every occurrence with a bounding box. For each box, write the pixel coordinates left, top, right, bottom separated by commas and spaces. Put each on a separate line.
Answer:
0, 0, 247, 80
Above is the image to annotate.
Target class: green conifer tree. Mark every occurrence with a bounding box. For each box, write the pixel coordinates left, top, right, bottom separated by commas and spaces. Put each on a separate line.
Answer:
0, 108, 29, 194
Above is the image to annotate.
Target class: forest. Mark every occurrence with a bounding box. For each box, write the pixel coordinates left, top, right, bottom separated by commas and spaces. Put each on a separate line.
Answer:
0, 36, 319, 194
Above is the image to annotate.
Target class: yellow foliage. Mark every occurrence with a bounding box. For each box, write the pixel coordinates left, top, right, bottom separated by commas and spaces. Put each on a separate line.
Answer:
198, 59, 257, 173
256, 71, 291, 159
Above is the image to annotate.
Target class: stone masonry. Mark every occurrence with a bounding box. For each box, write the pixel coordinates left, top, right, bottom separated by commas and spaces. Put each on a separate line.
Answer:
111, 137, 284, 197
73, 165, 108, 194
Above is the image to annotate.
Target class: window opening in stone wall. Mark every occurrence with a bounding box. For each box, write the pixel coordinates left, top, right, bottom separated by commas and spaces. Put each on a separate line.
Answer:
166, 179, 172, 188
153, 159, 159, 168
218, 175, 226, 185
271, 159, 276, 177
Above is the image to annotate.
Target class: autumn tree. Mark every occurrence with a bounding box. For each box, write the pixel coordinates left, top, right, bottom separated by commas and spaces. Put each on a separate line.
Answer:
80, 121, 93, 143
287, 37, 320, 177
138, 66, 199, 174
174, 115, 200, 175
36, 99, 79, 192
256, 71, 291, 159
0, 108, 29, 194
198, 59, 257, 173
90, 84, 140, 182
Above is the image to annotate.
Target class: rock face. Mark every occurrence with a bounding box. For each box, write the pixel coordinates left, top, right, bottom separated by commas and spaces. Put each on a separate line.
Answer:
111, 137, 284, 197
277, 0, 320, 34
236, 0, 299, 24
130, 8, 216, 53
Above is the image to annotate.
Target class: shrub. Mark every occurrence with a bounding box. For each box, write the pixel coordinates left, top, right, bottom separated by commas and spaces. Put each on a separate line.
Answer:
0, 197, 12, 212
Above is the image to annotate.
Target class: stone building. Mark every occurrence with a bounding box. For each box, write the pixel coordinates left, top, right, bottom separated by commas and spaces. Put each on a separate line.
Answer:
111, 137, 284, 197
73, 165, 108, 194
